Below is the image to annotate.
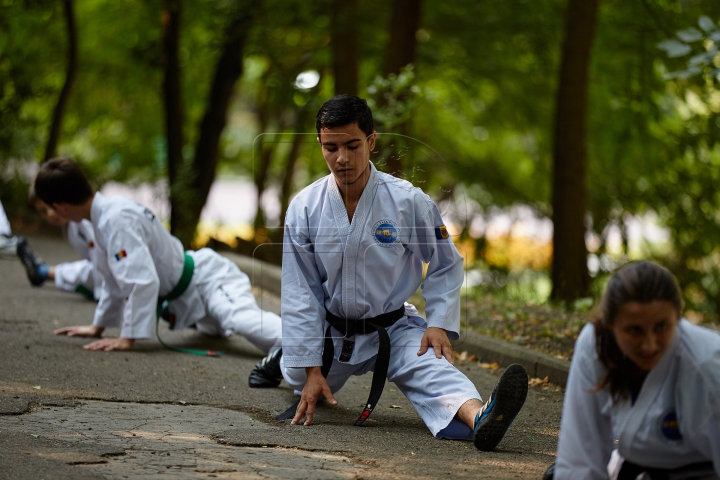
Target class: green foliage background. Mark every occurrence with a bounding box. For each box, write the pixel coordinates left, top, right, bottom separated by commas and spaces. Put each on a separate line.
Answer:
3, 0, 720, 319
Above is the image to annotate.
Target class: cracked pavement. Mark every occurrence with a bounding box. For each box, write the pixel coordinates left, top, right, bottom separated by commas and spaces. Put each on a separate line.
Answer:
0, 234, 563, 479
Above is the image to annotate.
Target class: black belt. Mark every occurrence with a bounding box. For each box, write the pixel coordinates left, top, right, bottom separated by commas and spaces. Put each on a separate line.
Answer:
618, 460, 716, 480
276, 305, 406, 426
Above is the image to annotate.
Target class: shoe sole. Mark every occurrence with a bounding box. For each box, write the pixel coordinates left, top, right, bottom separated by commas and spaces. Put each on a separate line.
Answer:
474, 363, 529, 451
16, 238, 45, 286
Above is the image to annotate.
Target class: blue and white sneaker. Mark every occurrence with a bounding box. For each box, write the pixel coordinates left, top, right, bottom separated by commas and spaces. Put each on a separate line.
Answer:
473, 363, 528, 451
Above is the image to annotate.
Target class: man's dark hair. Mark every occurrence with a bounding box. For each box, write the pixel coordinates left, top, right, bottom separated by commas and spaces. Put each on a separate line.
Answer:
34, 158, 94, 206
315, 95, 374, 139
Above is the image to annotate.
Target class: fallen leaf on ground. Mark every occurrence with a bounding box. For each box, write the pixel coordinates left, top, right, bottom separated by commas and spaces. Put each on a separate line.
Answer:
478, 362, 499, 370
452, 351, 478, 365
33, 386, 41, 390
528, 376, 551, 387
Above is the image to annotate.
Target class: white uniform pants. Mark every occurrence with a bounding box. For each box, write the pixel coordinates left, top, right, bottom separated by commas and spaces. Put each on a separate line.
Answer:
0, 200, 11, 236
281, 318, 482, 440
55, 259, 96, 297
191, 249, 282, 354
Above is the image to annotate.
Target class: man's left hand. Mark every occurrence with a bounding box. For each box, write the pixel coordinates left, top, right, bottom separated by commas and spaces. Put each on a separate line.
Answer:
83, 337, 135, 352
417, 327, 454, 365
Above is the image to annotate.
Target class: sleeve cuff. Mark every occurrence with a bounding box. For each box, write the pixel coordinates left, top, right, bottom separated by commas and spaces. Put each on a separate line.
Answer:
283, 355, 324, 368
93, 314, 122, 329
427, 318, 460, 340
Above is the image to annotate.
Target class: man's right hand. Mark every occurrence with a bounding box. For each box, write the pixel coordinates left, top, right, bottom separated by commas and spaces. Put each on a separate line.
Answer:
54, 325, 104, 338
291, 366, 338, 426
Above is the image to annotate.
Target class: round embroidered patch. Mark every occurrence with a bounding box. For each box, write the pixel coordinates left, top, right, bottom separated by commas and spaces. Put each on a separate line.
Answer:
373, 220, 399, 247
660, 410, 682, 441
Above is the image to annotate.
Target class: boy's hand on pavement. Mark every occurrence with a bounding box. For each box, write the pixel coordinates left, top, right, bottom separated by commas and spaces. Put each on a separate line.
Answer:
292, 366, 338, 426
54, 325, 104, 338
417, 327, 454, 365
83, 337, 135, 351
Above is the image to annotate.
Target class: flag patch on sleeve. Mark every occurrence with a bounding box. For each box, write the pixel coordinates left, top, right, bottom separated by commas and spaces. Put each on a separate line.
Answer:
114, 250, 128, 261
435, 225, 449, 240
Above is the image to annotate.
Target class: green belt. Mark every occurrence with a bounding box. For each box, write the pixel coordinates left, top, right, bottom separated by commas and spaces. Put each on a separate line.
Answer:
74, 284, 95, 301
155, 253, 222, 357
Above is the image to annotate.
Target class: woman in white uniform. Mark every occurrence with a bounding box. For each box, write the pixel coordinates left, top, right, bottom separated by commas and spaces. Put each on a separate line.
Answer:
548, 261, 720, 480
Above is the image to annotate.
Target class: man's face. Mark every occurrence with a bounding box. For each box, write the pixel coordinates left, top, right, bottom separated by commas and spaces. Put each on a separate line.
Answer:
318, 123, 376, 186
52, 202, 84, 223
33, 199, 67, 227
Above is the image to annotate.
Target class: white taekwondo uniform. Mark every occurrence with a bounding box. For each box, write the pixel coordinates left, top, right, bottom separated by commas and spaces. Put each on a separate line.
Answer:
280, 163, 481, 439
0, 200, 11, 236
89, 192, 282, 352
54, 220, 98, 298
555, 320, 720, 480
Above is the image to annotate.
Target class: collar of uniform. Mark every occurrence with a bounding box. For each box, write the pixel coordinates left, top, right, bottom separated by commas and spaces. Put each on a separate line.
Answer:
326, 162, 379, 230
90, 191, 106, 226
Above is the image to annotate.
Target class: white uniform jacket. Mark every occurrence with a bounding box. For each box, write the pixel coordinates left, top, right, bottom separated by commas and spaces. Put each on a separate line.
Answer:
90, 193, 205, 339
555, 320, 720, 479
56, 219, 99, 295
63, 220, 94, 261
281, 163, 464, 368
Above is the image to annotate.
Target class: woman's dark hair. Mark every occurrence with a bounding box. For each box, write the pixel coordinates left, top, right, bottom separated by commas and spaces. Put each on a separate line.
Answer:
315, 94, 374, 139
594, 261, 683, 401
34, 158, 94, 206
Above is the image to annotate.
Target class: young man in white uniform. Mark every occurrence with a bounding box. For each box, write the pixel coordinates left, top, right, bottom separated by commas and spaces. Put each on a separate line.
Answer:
551, 262, 720, 480
17, 195, 98, 300
277, 95, 528, 451
33, 159, 283, 385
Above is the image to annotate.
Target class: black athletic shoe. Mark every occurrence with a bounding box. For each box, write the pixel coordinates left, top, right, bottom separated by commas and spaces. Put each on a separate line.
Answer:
542, 462, 556, 480
248, 348, 283, 388
16, 237, 45, 286
473, 363, 529, 451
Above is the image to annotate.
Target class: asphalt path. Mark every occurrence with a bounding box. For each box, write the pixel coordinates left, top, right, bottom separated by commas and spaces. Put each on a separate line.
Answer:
0, 233, 562, 479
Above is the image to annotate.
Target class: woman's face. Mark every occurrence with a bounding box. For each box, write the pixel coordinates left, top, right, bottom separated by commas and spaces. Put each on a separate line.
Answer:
610, 300, 679, 371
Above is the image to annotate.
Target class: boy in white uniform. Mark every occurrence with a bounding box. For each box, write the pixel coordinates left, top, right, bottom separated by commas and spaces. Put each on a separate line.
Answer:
33, 159, 283, 386
549, 262, 720, 479
276, 95, 528, 451
17, 194, 98, 300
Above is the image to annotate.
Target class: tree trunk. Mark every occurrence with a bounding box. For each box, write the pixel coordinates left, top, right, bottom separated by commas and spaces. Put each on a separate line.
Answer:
379, 0, 422, 176
331, 0, 359, 96
174, 1, 261, 247
161, 0, 186, 238
550, 0, 600, 303
382, 0, 421, 78
44, 0, 78, 162
253, 138, 274, 232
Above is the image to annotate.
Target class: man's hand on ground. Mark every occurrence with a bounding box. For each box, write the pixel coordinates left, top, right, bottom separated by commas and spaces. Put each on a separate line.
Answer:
292, 367, 338, 426
83, 337, 135, 352
417, 327, 454, 365
54, 325, 104, 338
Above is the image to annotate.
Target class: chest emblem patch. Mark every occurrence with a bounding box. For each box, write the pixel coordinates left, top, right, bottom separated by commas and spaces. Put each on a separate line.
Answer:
115, 250, 128, 261
373, 220, 399, 247
660, 410, 682, 441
